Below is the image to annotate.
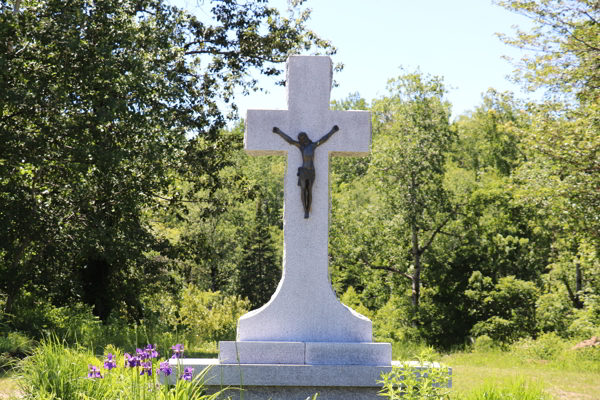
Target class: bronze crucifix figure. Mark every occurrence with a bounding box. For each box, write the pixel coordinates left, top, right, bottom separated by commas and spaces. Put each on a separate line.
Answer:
272, 125, 340, 218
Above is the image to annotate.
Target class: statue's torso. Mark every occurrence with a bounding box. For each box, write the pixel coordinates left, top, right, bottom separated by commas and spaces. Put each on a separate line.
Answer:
299, 143, 316, 169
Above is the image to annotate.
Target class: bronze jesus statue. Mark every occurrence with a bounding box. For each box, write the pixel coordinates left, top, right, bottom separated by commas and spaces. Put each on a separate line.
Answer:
272, 125, 340, 218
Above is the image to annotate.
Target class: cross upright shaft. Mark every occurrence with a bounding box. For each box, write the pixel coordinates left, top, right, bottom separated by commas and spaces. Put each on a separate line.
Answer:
241, 56, 372, 342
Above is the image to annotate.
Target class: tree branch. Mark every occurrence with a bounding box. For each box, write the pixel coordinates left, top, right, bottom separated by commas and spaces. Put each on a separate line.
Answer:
419, 212, 455, 255
368, 265, 413, 281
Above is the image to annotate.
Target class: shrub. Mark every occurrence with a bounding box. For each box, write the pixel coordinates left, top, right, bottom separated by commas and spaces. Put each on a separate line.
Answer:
472, 335, 495, 353
378, 348, 452, 400
466, 273, 539, 344
373, 294, 420, 343
179, 286, 249, 345
340, 287, 373, 319
513, 332, 566, 361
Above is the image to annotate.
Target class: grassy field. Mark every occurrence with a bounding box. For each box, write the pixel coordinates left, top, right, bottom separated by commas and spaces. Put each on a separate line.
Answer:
444, 351, 600, 400
1, 348, 599, 399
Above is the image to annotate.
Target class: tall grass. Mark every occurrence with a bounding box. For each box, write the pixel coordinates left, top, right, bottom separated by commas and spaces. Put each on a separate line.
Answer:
463, 377, 553, 400
16, 336, 226, 400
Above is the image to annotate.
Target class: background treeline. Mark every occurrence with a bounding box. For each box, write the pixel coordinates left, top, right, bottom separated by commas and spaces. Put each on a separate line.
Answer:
1, 0, 598, 353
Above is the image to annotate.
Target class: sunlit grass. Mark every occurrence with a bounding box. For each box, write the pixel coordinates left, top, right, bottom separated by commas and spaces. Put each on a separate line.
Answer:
445, 350, 600, 399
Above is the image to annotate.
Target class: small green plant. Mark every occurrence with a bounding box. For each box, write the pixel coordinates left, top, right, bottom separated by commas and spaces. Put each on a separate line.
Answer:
472, 335, 495, 353
378, 348, 452, 400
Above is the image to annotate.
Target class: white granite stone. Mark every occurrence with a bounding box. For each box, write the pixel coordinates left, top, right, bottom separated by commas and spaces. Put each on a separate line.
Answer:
207, 386, 381, 400
218, 341, 392, 366
161, 359, 452, 392
219, 341, 305, 364
240, 55, 372, 344
305, 342, 392, 366
162, 359, 396, 387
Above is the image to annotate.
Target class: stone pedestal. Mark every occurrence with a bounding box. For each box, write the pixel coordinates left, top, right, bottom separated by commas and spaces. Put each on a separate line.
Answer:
219, 341, 391, 366
162, 359, 451, 400
164, 359, 396, 400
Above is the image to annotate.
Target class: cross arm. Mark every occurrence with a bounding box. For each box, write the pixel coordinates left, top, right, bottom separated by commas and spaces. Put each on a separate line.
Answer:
244, 109, 290, 156
273, 127, 300, 148
315, 125, 339, 147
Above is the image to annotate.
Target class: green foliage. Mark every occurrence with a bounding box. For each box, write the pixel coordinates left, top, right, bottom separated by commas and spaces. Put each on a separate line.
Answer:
513, 332, 566, 361
0, 331, 32, 356
178, 286, 249, 345
510, 334, 600, 373
18, 337, 225, 400
453, 89, 529, 178
496, 0, 600, 244
339, 287, 373, 319
0, 0, 336, 322
18, 337, 104, 400
464, 377, 553, 400
378, 348, 452, 400
373, 295, 418, 342
4, 294, 101, 342
495, 0, 600, 101
466, 273, 539, 343
237, 198, 281, 309
472, 335, 496, 353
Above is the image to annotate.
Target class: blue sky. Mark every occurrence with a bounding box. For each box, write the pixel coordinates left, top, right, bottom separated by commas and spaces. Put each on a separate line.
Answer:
174, 0, 536, 119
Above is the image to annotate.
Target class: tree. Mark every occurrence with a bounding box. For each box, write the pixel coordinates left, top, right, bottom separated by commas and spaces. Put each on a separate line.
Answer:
495, 0, 600, 102
237, 197, 281, 309
0, 0, 335, 319
496, 0, 600, 333
453, 89, 529, 179
369, 70, 458, 313
496, 0, 600, 242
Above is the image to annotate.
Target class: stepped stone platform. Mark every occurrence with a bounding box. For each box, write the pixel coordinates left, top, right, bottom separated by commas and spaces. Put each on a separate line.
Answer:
162, 357, 451, 400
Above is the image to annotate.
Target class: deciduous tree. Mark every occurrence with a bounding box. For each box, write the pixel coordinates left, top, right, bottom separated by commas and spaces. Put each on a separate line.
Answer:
0, 0, 335, 318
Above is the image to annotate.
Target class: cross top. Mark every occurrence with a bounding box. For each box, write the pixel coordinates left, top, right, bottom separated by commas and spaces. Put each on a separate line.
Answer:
240, 56, 372, 343
286, 55, 332, 113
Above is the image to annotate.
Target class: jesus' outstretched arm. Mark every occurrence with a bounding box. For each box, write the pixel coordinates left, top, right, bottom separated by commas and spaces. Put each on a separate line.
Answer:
315, 125, 340, 147
272, 127, 300, 148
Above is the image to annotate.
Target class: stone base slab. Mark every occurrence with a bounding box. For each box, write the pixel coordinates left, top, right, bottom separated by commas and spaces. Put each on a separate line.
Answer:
164, 358, 395, 387
162, 359, 451, 400
205, 385, 383, 400
219, 341, 392, 366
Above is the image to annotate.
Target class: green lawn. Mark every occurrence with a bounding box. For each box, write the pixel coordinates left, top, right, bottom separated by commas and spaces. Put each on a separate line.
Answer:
444, 352, 600, 399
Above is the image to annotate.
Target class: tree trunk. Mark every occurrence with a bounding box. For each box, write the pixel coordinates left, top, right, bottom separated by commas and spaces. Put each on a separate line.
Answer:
4, 294, 15, 315
411, 223, 421, 311
575, 262, 583, 309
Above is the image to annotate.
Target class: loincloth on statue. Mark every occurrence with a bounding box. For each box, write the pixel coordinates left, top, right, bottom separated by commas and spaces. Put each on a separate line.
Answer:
297, 167, 315, 187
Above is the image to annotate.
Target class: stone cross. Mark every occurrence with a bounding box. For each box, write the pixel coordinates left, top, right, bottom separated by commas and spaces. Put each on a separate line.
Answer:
239, 56, 372, 344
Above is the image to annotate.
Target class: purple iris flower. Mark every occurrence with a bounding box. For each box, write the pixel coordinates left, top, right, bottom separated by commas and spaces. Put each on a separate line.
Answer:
136, 348, 150, 360
104, 353, 117, 370
124, 353, 141, 368
181, 366, 194, 381
158, 361, 172, 376
140, 361, 153, 376
144, 344, 159, 359
171, 344, 184, 359
87, 364, 103, 379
